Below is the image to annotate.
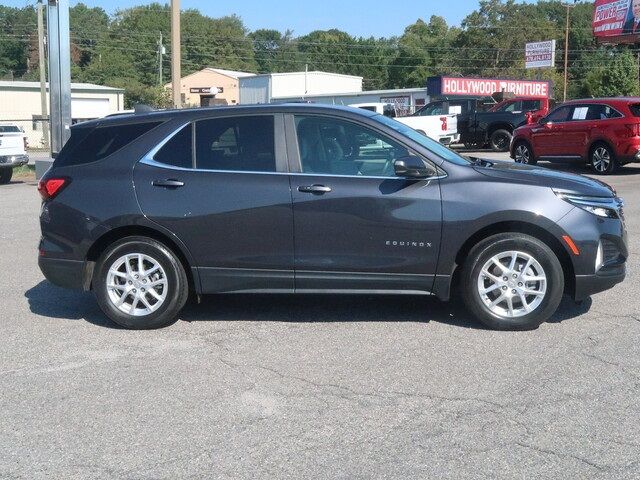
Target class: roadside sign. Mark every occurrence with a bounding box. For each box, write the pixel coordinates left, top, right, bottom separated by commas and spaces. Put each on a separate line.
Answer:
593, 0, 640, 43
525, 40, 556, 69
190, 87, 223, 94
427, 76, 551, 99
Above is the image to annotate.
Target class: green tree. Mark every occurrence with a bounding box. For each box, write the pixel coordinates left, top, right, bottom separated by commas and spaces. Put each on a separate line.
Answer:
580, 49, 640, 97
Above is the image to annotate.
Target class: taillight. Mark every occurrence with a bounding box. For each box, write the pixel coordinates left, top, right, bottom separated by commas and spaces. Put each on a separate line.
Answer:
37, 177, 69, 200
23, 137, 28, 150
624, 123, 640, 137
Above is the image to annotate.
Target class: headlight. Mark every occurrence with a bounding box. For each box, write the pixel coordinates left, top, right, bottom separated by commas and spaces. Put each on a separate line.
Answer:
553, 190, 624, 219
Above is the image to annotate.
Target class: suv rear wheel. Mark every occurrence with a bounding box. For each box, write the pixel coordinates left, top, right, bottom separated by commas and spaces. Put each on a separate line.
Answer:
589, 144, 617, 175
93, 236, 189, 329
513, 141, 537, 165
461, 233, 564, 330
0, 168, 12, 184
490, 129, 512, 152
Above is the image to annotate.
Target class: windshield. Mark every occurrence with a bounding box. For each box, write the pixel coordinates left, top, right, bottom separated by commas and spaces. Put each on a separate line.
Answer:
0, 125, 21, 133
373, 114, 473, 165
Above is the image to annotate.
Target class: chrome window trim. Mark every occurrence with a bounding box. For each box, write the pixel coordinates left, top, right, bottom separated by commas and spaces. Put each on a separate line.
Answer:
139, 157, 447, 181
140, 118, 448, 181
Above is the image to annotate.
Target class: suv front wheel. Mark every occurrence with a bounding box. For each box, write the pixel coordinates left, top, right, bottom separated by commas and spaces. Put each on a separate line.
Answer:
93, 236, 189, 329
513, 141, 537, 165
461, 233, 564, 330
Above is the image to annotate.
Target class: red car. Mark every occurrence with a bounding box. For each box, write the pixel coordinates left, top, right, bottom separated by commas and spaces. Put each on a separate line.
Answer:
510, 97, 640, 174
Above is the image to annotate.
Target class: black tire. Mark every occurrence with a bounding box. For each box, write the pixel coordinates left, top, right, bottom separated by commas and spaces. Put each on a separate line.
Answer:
0, 168, 12, 184
490, 129, 512, 152
512, 141, 537, 165
93, 236, 189, 329
589, 143, 617, 175
461, 233, 564, 330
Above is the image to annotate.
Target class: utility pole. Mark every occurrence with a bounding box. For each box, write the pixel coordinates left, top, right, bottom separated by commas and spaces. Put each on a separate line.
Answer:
37, 0, 49, 150
563, 1, 576, 102
170, 0, 181, 108
157, 31, 164, 86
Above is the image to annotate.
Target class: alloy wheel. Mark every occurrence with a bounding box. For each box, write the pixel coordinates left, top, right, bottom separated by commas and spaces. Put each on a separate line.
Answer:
477, 250, 547, 318
514, 144, 531, 164
106, 253, 168, 316
592, 147, 611, 173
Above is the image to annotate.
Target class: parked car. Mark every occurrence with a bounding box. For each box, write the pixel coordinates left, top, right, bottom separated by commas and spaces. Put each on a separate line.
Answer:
394, 100, 460, 145
458, 97, 551, 151
0, 124, 29, 184
511, 98, 640, 175
38, 104, 627, 331
350, 102, 398, 117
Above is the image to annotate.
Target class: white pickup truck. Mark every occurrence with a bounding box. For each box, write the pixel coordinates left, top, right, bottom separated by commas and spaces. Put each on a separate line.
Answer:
350, 102, 458, 145
0, 124, 29, 184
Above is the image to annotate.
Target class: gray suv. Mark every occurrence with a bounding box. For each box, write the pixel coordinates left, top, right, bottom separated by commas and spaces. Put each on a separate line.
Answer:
37, 104, 627, 330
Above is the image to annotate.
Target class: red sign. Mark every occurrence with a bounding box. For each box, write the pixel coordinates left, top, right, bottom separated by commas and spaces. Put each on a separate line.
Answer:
593, 0, 639, 42
435, 77, 550, 99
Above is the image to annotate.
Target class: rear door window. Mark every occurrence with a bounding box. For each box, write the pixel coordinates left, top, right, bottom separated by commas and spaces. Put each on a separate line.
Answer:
55, 121, 162, 167
195, 115, 275, 172
629, 104, 640, 117
586, 104, 622, 120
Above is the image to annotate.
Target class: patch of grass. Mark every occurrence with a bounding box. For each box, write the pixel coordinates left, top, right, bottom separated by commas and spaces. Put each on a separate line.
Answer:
12, 165, 36, 178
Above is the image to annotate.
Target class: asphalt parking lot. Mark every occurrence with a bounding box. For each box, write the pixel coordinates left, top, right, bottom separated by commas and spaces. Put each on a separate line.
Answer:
1, 155, 639, 479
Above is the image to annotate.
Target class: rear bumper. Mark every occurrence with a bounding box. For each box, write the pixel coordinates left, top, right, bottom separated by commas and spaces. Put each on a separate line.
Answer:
38, 256, 86, 290
574, 263, 626, 301
0, 154, 29, 167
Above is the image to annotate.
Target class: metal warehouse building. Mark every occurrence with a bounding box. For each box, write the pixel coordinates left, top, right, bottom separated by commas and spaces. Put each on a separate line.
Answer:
274, 87, 430, 115
239, 71, 363, 104
0, 81, 124, 148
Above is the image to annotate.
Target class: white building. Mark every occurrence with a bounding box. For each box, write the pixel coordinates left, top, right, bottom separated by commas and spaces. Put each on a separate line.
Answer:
0, 81, 125, 148
273, 88, 430, 116
239, 71, 363, 104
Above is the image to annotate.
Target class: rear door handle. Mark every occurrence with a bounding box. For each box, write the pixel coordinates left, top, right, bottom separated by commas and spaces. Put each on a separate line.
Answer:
152, 179, 185, 188
298, 184, 332, 194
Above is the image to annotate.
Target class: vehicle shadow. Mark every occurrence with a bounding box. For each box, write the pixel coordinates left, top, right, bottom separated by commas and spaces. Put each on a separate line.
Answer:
25, 280, 593, 330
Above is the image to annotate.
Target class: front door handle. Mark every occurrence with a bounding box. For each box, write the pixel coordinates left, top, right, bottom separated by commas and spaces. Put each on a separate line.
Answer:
152, 179, 185, 188
298, 184, 332, 194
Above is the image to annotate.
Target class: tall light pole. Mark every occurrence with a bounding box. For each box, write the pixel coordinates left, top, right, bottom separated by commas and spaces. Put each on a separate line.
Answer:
47, 0, 72, 155
170, 0, 181, 108
37, 0, 49, 150
563, 1, 576, 102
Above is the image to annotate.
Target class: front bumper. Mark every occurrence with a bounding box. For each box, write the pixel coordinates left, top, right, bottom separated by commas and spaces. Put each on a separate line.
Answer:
0, 154, 29, 167
574, 263, 626, 301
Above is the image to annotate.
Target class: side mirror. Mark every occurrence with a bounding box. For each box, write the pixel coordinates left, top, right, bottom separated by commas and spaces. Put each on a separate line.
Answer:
393, 156, 437, 179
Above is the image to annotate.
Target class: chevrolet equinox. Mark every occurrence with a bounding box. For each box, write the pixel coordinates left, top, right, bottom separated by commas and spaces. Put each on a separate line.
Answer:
38, 104, 628, 330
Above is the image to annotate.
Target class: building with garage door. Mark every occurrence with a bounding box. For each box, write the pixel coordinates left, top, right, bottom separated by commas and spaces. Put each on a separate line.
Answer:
165, 68, 255, 107
0, 81, 124, 148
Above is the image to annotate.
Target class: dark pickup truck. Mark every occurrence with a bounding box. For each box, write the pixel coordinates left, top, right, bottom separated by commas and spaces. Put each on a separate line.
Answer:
458, 97, 551, 151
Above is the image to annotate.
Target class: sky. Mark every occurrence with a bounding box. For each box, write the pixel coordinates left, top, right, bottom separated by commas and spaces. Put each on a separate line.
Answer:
3, 0, 539, 37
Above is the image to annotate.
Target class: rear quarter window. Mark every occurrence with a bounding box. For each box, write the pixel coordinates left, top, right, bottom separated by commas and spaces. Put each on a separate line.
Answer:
55, 121, 162, 167
628, 104, 640, 117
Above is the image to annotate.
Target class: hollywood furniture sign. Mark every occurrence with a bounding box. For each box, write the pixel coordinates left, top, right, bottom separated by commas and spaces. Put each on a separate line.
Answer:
427, 76, 552, 99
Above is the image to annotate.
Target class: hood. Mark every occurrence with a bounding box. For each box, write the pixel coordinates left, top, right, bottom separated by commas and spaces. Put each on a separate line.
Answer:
472, 159, 615, 197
